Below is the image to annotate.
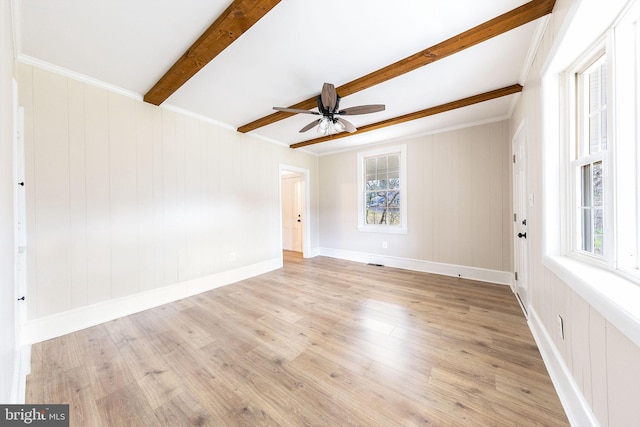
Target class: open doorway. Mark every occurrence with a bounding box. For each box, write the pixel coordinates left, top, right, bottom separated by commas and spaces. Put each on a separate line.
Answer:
280, 165, 310, 261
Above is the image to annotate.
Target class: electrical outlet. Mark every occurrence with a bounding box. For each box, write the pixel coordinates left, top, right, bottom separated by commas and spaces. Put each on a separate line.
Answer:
557, 314, 564, 340
229, 252, 236, 262
382, 241, 388, 249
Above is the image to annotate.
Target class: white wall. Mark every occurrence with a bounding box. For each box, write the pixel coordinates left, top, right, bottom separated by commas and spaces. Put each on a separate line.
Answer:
0, 0, 18, 403
512, 0, 640, 425
17, 63, 319, 325
318, 120, 513, 282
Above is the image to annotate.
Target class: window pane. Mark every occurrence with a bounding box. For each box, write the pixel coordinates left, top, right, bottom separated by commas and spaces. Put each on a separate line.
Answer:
582, 208, 593, 252
387, 191, 400, 207
387, 154, 400, 172
387, 208, 400, 225
581, 164, 592, 207
601, 110, 607, 150
365, 192, 376, 224
594, 207, 604, 255
593, 161, 603, 206
600, 63, 607, 106
377, 157, 388, 174
366, 176, 377, 191
589, 71, 601, 113
579, 161, 605, 256
590, 113, 601, 153
587, 60, 607, 154
366, 158, 376, 174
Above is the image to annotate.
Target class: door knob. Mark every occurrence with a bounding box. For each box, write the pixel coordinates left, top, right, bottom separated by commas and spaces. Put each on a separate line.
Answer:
518, 232, 527, 239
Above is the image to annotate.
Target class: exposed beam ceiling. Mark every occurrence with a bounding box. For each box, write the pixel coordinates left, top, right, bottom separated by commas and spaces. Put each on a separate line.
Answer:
237, 0, 554, 135
290, 84, 523, 149
144, 0, 281, 106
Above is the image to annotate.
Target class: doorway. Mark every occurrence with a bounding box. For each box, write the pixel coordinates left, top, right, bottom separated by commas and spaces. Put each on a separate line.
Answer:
512, 121, 529, 317
280, 165, 310, 260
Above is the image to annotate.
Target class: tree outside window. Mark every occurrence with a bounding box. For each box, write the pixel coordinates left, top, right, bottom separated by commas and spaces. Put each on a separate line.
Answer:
364, 154, 400, 225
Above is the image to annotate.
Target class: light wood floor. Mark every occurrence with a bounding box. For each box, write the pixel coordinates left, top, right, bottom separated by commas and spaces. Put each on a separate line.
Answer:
26, 252, 569, 426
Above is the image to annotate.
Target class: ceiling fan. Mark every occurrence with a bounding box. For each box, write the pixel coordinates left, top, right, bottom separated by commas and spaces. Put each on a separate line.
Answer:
273, 83, 385, 135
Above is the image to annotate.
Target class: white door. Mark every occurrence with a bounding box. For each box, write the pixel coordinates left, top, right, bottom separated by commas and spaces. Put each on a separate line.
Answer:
281, 174, 303, 252
513, 124, 529, 316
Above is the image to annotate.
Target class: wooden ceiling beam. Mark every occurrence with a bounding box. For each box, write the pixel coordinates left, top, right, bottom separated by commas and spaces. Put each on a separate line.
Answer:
237, 0, 554, 134
144, 0, 281, 106
289, 84, 523, 149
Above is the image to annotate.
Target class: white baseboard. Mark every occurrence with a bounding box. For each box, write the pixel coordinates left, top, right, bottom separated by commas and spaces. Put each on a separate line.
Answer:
21, 258, 282, 345
9, 344, 30, 404
304, 247, 320, 258
528, 308, 599, 427
318, 247, 514, 286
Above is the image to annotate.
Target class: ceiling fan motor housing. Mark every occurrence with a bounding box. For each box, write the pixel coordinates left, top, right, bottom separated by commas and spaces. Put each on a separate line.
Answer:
317, 94, 340, 116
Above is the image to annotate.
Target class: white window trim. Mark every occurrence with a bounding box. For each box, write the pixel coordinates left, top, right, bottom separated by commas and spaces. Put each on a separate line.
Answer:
357, 144, 407, 234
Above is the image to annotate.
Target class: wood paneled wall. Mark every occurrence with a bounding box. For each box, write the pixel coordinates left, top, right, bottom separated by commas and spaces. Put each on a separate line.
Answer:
511, 0, 640, 424
318, 120, 512, 273
17, 64, 318, 320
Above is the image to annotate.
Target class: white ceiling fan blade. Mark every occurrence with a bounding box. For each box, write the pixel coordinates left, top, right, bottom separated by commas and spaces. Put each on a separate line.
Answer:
338, 104, 386, 115
273, 107, 319, 115
336, 118, 357, 133
299, 119, 321, 133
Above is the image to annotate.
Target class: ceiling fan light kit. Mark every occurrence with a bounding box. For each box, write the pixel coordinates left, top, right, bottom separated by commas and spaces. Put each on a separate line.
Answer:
273, 83, 385, 136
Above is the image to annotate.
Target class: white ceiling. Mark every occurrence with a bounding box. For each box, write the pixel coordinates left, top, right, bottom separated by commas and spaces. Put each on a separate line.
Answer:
18, 0, 544, 155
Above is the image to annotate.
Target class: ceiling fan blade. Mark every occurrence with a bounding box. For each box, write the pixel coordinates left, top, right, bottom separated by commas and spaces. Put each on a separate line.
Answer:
336, 118, 357, 133
338, 104, 386, 115
299, 119, 321, 133
273, 107, 319, 115
321, 83, 338, 112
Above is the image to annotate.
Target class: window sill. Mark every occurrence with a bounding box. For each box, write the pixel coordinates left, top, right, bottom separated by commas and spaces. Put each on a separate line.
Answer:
357, 225, 408, 234
543, 254, 640, 347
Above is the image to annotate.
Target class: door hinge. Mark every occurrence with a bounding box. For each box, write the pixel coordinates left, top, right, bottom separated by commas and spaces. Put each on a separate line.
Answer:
513, 154, 516, 164
514, 213, 517, 222
514, 272, 519, 281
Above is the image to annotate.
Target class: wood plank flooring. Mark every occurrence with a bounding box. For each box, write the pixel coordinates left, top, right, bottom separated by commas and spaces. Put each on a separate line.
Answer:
26, 252, 569, 426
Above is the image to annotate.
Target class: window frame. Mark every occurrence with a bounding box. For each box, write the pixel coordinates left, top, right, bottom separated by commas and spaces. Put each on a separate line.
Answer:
357, 144, 408, 234
559, 1, 640, 283
568, 49, 613, 266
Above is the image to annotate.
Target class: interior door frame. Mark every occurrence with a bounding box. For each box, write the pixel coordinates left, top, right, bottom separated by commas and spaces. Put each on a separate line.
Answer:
12, 79, 29, 403
279, 164, 311, 258
512, 120, 530, 317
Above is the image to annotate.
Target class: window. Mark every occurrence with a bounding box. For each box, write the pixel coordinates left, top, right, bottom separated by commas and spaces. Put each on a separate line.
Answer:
572, 54, 608, 258
365, 153, 400, 225
357, 144, 407, 233
560, 0, 640, 282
